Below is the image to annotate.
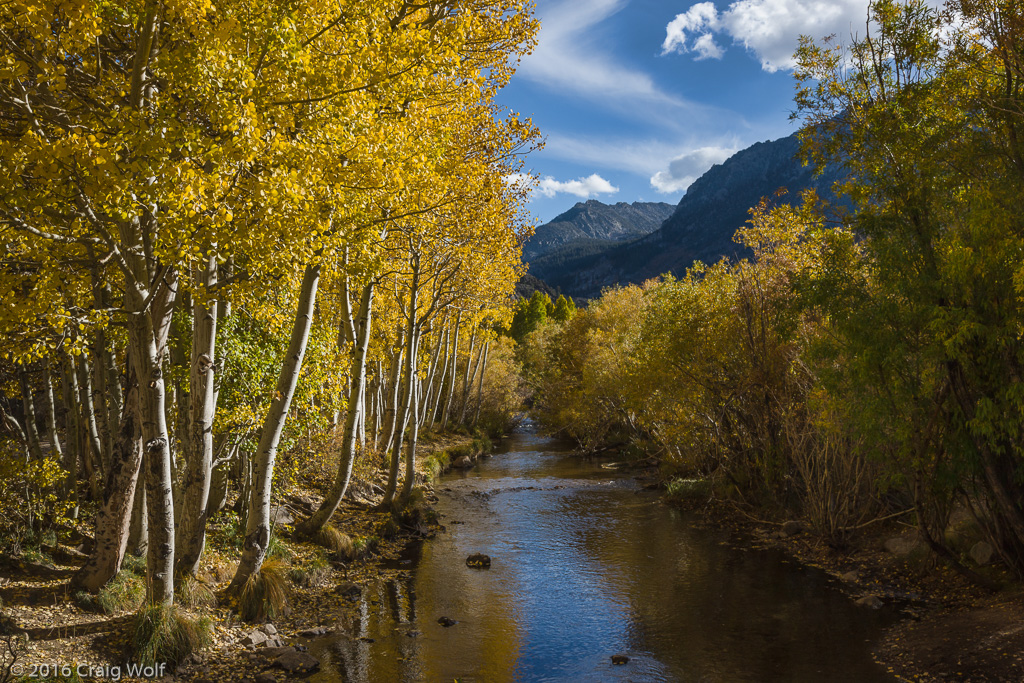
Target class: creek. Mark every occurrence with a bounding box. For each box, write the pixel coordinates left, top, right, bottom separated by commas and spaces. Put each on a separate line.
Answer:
308, 423, 897, 682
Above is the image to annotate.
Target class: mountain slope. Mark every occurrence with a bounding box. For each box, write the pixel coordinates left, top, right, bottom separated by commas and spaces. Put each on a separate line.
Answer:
540, 132, 842, 299
523, 200, 675, 262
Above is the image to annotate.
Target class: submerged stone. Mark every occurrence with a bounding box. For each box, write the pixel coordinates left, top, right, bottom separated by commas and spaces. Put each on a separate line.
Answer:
466, 553, 491, 568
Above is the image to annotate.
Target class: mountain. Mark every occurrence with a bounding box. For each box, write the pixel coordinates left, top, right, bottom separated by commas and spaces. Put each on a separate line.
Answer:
535, 132, 843, 300
523, 200, 675, 262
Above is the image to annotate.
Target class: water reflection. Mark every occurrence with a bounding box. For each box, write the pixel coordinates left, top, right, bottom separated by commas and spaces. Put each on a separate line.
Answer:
309, 427, 896, 682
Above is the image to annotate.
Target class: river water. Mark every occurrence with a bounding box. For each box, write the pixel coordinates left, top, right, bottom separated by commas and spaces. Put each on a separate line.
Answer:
308, 425, 897, 682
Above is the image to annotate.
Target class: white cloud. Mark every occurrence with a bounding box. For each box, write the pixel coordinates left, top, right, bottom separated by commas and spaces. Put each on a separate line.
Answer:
520, 0, 690, 111
663, 0, 872, 72
664, 2, 720, 51
537, 174, 619, 199
650, 146, 736, 194
505, 171, 620, 199
692, 33, 725, 60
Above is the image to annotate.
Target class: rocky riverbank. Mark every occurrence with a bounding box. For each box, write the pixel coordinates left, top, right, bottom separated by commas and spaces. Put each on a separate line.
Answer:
0, 431, 495, 683
657, 478, 1024, 683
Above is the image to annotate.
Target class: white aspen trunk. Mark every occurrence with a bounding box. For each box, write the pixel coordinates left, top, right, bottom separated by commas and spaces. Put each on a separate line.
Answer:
76, 356, 106, 482
41, 360, 63, 461
89, 343, 112, 469
428, 327, 450, 426
440, 312, 461, 429
473, 340, 491, 427
58, 358, 80, 514
297, 281, 374, 536
382, 359, 412, 507
456, 327, 478, 424
65, 359, 102, 501
380, 334, 405, 457
357, 374, 366, 449
400, 337, 422, 501
229, 263, 320, 592
18, 368, 43, 461
373, 365, 383, 448
176, 255, 218, 578
127, 466, 148, 557
460, 331, 485, 424
132, 292, 179, 605
205, 264, 233, 517
70, 376, 143, 593
168, 300, 191, 521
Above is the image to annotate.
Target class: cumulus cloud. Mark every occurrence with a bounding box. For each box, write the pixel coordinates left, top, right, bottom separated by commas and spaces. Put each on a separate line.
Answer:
537, 174, 619, 199
650, 146, 736, 194
663, 0, 872, 72
692, 33, 725, 60
504, 172, 620, 199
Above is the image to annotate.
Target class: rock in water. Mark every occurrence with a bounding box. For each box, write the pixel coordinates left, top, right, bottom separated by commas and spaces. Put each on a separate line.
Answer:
334, 581, 361, 598
273, 651, 320, 674
437, 616, 457, 627
452, 456, 474, 469
611, 655, 630, 665
466, 553, 491, 568
855, 594, 884, 609
298, 626, 332, 638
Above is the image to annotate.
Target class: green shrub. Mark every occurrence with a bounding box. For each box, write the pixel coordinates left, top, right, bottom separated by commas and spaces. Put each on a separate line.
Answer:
665, 478, 711, 503
121, 553, 147, 577
471, 433, 493, 454
267, 535, 293, 561
289, 552, 331, 587
206, 511, 245, 551
130, 604, 212, 667
353, 536, 380, 557
96, 570, 145, 614
423, 451, 451, 481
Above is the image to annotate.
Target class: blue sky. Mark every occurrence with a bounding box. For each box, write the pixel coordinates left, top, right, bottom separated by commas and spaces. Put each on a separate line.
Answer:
501, 0, 875, 223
